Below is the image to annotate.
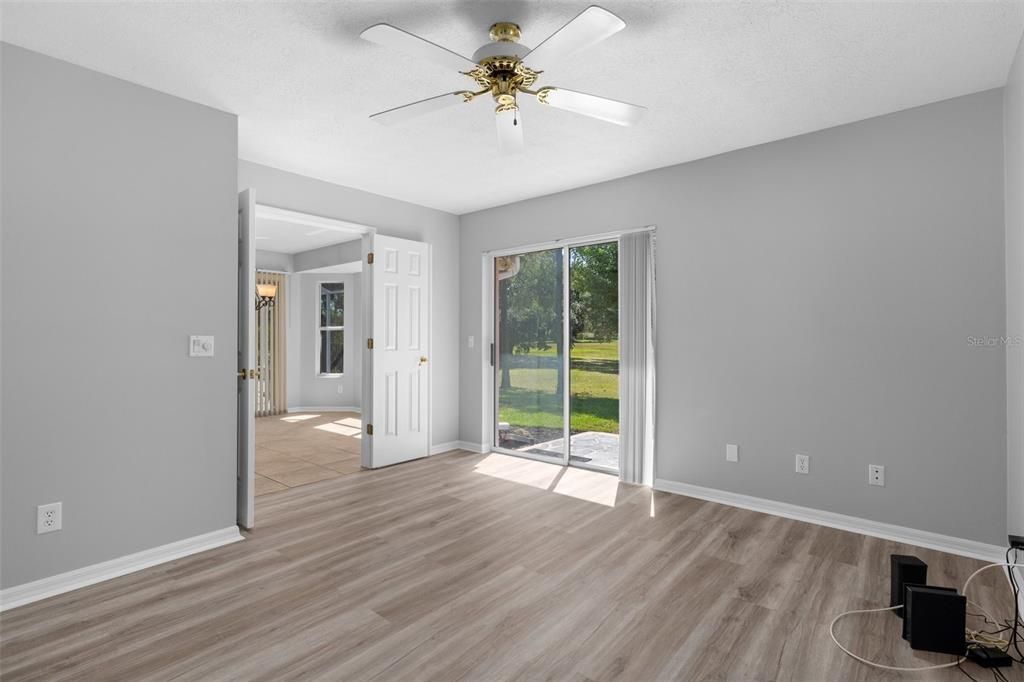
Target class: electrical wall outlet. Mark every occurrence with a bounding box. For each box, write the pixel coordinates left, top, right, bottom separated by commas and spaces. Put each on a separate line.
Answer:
37, 502, 62, 534
795, 454, 809, 474
726, 443, 739, 463
869, 464, 885, 487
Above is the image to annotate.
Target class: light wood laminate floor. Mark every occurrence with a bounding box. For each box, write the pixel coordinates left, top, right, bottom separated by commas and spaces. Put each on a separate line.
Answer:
255, 411, 363, 495
1, 452, 1018, 681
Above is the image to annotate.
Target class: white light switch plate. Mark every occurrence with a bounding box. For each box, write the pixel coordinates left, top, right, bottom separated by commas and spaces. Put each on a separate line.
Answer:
189, 335, 215, 357
726, 444, 739, 462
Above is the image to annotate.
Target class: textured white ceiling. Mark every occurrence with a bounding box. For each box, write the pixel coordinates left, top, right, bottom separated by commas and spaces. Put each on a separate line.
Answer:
4, 2, 1023, 214
255, 217, 360, 255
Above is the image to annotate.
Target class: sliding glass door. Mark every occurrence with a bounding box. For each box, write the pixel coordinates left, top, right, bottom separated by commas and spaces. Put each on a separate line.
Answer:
567, 243, 619, 472
494, 241, 620, 473
494, 248, 567, 463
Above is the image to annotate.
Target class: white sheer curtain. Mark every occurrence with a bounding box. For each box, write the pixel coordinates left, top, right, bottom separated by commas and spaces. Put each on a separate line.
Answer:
618, 230, 656, 485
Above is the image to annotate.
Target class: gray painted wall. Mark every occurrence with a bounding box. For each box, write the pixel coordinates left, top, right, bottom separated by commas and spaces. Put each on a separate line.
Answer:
460, 90, 1007, 545
1, 45, 238, 588
289, 273, 362, 410
292, 241, 361, 273
255, 249, 293, 273
1006, 33, 1024, 540
238, 161, 461, 447
252, 248, 363, 410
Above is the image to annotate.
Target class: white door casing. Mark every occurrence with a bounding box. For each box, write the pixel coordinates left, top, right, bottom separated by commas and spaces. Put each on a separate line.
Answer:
362, 234, 431, 468
237, 189, 256, 528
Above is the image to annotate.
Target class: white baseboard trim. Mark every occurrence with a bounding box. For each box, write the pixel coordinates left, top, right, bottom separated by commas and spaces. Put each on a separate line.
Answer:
430, 441, 460, 455
287, 406, 361, 414
653, 478, 1005, 562
0, 526, 244, 612
430, 441, 488, 455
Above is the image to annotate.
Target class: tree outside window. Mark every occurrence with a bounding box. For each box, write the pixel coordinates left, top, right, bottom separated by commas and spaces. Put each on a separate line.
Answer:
319, 282, 344, 375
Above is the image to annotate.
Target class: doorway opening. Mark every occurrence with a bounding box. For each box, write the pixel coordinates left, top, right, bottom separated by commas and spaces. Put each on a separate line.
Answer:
237, 193, 435, 528
249, 204, 368, 500
493, 239, 621, 474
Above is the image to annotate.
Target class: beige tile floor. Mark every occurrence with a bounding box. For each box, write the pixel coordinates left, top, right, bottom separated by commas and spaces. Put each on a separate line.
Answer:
255, 411, 363, 495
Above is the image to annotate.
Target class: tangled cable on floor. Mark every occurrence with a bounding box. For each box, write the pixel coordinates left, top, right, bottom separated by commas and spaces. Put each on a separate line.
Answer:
829, 561, 1024, 672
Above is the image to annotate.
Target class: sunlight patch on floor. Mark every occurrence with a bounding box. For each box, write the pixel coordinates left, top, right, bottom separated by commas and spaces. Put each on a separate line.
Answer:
549, 467, 620, 507
315, 422, 361, 437
473, 454, 562, 490
335, 417, 361, 428
472, 453, 618, 507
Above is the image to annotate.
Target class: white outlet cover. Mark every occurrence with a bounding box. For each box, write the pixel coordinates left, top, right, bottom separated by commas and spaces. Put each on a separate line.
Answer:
189, 335, 215, 357
726, 444, 739, 462
468, 335, 475, 348
869, 464, 885, 486
37, 502, 62, 534
795, 454, 810, 474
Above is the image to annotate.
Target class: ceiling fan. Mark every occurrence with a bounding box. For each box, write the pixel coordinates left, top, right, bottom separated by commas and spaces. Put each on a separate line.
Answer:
359, 5, 646, 153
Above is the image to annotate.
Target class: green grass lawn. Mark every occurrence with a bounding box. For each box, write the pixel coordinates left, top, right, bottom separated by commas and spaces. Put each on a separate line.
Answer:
498, 340, 619, 435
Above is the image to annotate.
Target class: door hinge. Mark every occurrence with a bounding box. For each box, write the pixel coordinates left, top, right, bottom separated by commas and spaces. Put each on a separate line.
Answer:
366, 423, 374, 436
367, 338, 374, 350
367, 252, 374, 265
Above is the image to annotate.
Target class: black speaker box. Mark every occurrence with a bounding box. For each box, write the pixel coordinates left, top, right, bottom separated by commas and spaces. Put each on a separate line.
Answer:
890, 554, 927, 618
902, 585, 966, 656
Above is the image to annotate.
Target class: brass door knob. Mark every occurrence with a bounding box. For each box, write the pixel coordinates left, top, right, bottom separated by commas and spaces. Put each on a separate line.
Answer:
419, 356, 428, 364
238, 369, 247, 380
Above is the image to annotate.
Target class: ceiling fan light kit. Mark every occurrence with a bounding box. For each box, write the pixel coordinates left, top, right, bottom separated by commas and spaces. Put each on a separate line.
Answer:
360, 5, 647, 152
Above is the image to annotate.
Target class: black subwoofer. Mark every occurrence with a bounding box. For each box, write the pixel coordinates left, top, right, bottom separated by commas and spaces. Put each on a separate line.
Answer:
902, 585, 966, 656
889, 554, 927, 618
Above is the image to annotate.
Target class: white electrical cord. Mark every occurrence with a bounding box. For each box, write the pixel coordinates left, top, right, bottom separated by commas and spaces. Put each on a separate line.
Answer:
962, 562, 1024, 597
829, 605, 964, 672
829, 561, 1024, 673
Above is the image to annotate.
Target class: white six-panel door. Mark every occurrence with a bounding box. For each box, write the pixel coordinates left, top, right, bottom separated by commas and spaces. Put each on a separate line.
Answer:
362, 233, 431, 468
237, 189, 256, 528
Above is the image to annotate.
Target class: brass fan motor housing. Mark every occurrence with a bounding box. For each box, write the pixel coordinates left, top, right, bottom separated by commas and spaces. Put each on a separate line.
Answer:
462, 55, 540, 113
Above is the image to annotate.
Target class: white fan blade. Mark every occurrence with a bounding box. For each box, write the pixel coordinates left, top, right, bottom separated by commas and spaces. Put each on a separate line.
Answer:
523, 6, 625, 68
537, 88, 645, 126
496, 108, 524, 154
370, 92, 468, 126
360, 23, 477, 72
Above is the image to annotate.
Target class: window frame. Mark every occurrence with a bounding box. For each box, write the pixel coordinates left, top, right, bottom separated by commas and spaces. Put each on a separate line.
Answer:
316, 280, 345, 377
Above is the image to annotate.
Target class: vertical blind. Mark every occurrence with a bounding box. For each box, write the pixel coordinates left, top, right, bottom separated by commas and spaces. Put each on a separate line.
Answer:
256, 271, 287, 417
618, 230, 656, 485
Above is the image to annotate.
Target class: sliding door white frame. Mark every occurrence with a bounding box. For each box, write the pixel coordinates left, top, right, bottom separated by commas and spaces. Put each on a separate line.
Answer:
482, 226, 655, 471
489, 246, 570, 467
